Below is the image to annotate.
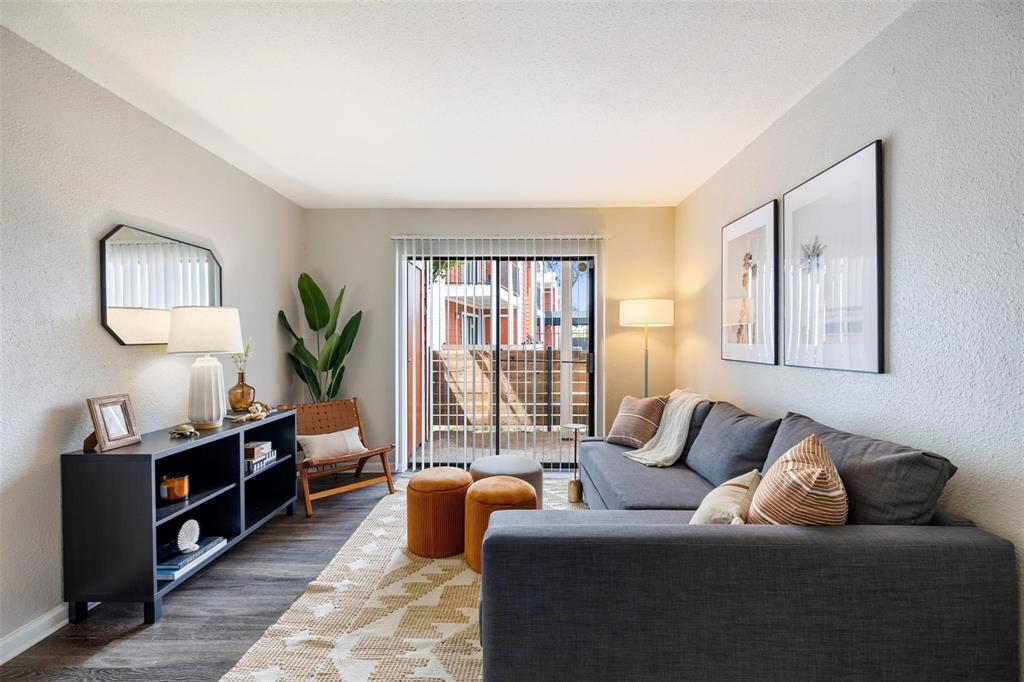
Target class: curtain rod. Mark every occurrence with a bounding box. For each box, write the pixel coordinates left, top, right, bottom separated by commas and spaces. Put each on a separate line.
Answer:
390, 234, 608, 241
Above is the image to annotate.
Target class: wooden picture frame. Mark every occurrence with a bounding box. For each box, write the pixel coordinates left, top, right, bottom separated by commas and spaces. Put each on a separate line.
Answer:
85, 394, 142, 452
720, 200, 778, 365
782, 140, 883, 373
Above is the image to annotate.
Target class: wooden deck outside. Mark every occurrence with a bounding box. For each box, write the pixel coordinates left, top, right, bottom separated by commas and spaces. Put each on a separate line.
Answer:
412, 428, 586, 468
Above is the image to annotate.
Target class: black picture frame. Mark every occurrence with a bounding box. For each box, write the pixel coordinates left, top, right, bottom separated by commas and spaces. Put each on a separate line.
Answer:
720, 199, 778, 365
781, 140, 883, 373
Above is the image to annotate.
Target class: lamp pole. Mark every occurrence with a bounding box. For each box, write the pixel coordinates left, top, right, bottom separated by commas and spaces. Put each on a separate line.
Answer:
643, 323, 649, 398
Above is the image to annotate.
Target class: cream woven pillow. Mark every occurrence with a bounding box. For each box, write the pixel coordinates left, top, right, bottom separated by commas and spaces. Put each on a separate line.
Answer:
606, 395, 668, 448
748, 434, 848, 525
296, 427, 367, 462
690, 469, 761, 525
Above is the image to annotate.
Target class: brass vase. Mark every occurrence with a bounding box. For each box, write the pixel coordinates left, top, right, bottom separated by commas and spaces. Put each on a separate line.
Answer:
228, 372, 255, 411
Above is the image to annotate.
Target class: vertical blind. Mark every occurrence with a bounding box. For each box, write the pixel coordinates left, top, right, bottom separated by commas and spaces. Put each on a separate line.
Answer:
105, 241, 220, 309
393, 235, 607, 472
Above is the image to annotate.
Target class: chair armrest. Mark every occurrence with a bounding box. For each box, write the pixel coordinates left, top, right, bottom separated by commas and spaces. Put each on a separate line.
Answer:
481, 511, 1018, 682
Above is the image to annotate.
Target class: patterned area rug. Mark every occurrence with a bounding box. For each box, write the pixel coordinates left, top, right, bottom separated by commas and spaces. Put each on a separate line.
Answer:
223, 477, 584, 681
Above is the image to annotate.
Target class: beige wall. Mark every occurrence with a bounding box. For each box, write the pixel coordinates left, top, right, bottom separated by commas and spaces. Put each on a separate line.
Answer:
303, 208, 675, 448
0, 30, 304, 644
673, 1, 1024, 654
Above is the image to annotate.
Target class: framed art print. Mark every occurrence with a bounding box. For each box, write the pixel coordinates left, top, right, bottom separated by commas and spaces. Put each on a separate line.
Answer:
721, 200, 777, 364
782, 140, 883, 372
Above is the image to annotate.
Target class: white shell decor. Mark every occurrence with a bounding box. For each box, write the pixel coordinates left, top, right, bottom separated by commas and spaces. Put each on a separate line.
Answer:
177, 519, 201, 554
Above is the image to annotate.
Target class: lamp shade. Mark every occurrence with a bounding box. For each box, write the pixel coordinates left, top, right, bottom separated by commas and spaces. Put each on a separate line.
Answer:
619, 299, 674, 327
167, 306, 244, 354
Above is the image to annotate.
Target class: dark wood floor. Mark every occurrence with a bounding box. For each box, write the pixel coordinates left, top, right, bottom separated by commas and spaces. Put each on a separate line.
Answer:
0, 476, 390, 681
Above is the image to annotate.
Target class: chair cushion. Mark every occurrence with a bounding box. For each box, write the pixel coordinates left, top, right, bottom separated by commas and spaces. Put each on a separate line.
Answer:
580, 440, 714, 510
296, 426, 366, 462
685, 402, 781, 486
408, 466, 473, 493
749, 434, 848, 526
606, 395, 668, 448
763, 413, 957, 525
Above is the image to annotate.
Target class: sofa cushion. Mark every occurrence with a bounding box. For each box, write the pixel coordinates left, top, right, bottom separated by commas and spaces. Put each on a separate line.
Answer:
685, 402, 781, 486
748, 434, 848, 526
690, 469, 761, 525
580, 439, 713, 510
606, 395, 668, 448
681, 400, 714, 460
763, 413, 957, 525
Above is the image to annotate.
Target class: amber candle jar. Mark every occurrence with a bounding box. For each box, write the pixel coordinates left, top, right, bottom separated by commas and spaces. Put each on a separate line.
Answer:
159, 474, 189, 502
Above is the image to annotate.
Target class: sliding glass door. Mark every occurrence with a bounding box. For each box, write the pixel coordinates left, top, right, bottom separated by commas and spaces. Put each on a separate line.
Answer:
395, 237, 603, 471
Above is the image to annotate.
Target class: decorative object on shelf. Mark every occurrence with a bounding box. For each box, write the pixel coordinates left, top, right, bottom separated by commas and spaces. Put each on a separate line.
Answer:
278, 273, 362, 403
619, 299, 674, 397
167, 306, 244, 429
159, 473, 190, 502
177, 519, 201, 553
231, 401, 274, 423
721, 200, 777, 365
565, 423, 588, 503
245, 450, 278, 476
157, 536, 227, 580
100, 224, 221, 346
84, 394, 141, 452
782, 140, 883, 372
228, 337, 256, 411
168, 423, 199, 439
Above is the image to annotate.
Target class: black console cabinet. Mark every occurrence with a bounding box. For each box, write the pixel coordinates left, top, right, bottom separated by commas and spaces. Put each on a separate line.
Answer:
61, 410, 297, 624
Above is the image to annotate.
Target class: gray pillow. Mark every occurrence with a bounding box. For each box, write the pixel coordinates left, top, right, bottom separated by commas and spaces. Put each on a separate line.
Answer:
763, 413, 957, 525
674, 400, 714, 465
685, 402, 780, 486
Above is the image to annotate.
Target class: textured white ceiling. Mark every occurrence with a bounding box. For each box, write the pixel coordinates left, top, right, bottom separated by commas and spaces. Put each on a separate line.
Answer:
1, 2, 909, 208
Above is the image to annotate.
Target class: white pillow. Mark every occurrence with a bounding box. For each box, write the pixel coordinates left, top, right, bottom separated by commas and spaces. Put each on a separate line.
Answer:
296, 427, 367, 462
689, 469, 761, 525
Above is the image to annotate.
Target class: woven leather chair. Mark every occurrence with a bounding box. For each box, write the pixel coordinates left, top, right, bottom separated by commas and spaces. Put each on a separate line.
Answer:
280, 398, 395, 517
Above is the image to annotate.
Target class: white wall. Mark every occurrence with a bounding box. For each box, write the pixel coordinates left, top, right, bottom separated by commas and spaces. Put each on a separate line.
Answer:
673, 0, 1023, 653
303, 208, 676, 448
0, 29, 303, 647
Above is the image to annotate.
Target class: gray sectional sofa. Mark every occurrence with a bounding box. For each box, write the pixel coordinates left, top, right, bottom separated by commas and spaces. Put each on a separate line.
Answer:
480, 402, 1019, 681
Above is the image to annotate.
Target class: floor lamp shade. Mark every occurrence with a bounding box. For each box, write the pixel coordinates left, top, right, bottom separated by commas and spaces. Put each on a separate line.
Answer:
619, 299, 674, 328
619, 299, 674, 397
168, 307, 244, 429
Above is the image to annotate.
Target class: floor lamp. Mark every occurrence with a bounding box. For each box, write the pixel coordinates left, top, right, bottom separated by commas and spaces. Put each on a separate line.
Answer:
619, 299, 674, 397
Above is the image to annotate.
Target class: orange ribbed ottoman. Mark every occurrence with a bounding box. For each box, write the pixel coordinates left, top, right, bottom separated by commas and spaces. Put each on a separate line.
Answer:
407, 466, 473, 558
465, 476, 537, 573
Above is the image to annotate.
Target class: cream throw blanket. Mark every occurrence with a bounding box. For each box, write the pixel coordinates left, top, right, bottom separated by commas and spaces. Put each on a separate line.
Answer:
624, 389, 706, 467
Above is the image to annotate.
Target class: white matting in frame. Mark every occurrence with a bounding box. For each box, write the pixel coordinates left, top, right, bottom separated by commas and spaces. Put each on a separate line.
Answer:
782, 140, 883, 373
721, 200, 777, 365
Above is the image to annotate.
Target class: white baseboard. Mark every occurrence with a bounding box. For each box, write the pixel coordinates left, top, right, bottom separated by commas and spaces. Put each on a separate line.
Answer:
0, 602, 97, 665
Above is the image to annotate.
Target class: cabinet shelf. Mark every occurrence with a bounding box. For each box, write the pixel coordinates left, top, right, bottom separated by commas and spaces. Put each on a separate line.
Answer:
61, 409, 297, 624
155, 482, 237, 527
244, 453, 295, 482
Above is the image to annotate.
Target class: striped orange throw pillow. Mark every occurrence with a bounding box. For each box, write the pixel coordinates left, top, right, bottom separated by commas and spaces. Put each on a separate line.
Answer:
606, 395, 668, 448
748, 434, 848, 525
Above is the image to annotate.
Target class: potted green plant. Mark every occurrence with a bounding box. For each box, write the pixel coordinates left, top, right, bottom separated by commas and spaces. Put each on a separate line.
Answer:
278, 273, 362, 402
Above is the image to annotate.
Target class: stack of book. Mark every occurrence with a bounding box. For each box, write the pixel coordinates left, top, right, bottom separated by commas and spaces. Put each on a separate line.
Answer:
244, 440, 278, 475
156, 536, 226, 581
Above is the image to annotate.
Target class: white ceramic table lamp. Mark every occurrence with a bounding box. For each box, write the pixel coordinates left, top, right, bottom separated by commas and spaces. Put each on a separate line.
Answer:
619, 299, 674, 397
167, 306, 244, 429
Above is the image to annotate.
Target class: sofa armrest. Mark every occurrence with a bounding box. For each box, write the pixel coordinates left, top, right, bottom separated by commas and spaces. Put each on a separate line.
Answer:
480, 511, 1018, 682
